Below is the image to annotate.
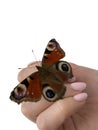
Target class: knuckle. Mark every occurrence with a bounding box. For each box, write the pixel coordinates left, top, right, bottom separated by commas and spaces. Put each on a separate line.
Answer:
21, 103, 28, 116
55, 100, 66, 114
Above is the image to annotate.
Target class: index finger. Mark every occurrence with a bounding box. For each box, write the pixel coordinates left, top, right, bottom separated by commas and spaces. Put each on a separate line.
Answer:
18, 61, 41, 82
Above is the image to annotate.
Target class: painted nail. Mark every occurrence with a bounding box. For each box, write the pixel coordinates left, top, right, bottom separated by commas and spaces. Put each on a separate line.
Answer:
73, 93, 88, 101
71, 82, 86, 91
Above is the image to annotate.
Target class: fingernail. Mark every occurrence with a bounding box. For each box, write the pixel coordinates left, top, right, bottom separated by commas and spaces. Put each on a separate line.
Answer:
73, 93, 88, 101
71, 82, 86, 91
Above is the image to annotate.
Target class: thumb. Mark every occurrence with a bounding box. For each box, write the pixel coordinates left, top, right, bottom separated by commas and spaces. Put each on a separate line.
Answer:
36, 93, 88, 130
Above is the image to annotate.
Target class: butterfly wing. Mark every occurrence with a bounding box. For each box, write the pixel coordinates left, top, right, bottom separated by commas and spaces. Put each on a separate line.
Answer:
42, 77, 66, 102
42, 39, 65, 67
41, 60, 73, 101
41, 39, 73, 101
10, 72, 42, 104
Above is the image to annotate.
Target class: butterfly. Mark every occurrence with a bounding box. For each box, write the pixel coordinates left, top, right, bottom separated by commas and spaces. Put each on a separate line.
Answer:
10, 39, 73, 104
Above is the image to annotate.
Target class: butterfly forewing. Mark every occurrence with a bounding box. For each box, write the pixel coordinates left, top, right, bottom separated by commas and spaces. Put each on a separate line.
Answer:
10, 72, 42, 104
42, 39, 65, 67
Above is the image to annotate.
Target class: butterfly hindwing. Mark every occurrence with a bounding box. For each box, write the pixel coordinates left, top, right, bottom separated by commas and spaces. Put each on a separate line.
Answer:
41, 60, 73, 101
42, 80, 66, 102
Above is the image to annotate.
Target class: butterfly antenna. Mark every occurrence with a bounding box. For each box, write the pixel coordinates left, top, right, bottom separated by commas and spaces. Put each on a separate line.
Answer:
18, 50, 40, 70
18, 67, 27, 69
32, 50, 40, 66
18, 67, 22, 69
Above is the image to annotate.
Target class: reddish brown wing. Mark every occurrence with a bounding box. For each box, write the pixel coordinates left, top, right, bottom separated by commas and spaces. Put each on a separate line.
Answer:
10, 39, 69, 104
42, 39, 65, 67
42, 80, 66, 102
10, 72, 42, 104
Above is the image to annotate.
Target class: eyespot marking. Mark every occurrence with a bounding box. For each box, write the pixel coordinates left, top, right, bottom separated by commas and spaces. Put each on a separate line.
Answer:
47, 42, 56, 51
56, 61, 70, 72
13, 84, 27, 99
42, 84, 58, 101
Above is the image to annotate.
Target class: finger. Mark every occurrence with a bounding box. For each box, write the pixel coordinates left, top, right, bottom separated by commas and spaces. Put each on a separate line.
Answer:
65, 82, 86, 98
21, 82, 86, 122
70, 63, 98, 97
18, 61, 41, 82
36, 93, 88, 130
27, 61, 41, 67
21, 97, 53, 122
70, 62, 97, 82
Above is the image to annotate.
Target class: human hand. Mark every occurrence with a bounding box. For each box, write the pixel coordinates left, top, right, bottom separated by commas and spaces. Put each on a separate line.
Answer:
18, 62, 98, 130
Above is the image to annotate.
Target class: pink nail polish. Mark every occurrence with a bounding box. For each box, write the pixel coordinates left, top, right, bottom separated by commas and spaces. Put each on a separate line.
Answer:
71, 82, 86, 91
73, 93, 88, 101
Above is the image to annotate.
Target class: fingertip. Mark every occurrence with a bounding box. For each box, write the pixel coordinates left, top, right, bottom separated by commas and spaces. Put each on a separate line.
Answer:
70, 82, 87, 91
73, 93, 88, 102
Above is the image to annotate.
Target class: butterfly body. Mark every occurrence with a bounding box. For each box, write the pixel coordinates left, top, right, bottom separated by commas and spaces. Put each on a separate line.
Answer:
10, 39, 73, 104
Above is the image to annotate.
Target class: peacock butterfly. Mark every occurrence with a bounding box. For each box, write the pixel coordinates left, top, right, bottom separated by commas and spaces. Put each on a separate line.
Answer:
10, 39, 73, 104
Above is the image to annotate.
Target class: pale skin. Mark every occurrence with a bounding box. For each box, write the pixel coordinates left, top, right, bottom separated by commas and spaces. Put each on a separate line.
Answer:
18, 62, 98, 130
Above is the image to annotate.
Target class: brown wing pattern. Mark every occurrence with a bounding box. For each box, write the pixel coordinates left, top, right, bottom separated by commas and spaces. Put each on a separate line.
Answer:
10, 73, 42, 104
42, 39, 65, 67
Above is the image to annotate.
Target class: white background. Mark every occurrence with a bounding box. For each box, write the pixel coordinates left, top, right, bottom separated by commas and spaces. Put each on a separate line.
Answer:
0, 0, 98, 130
